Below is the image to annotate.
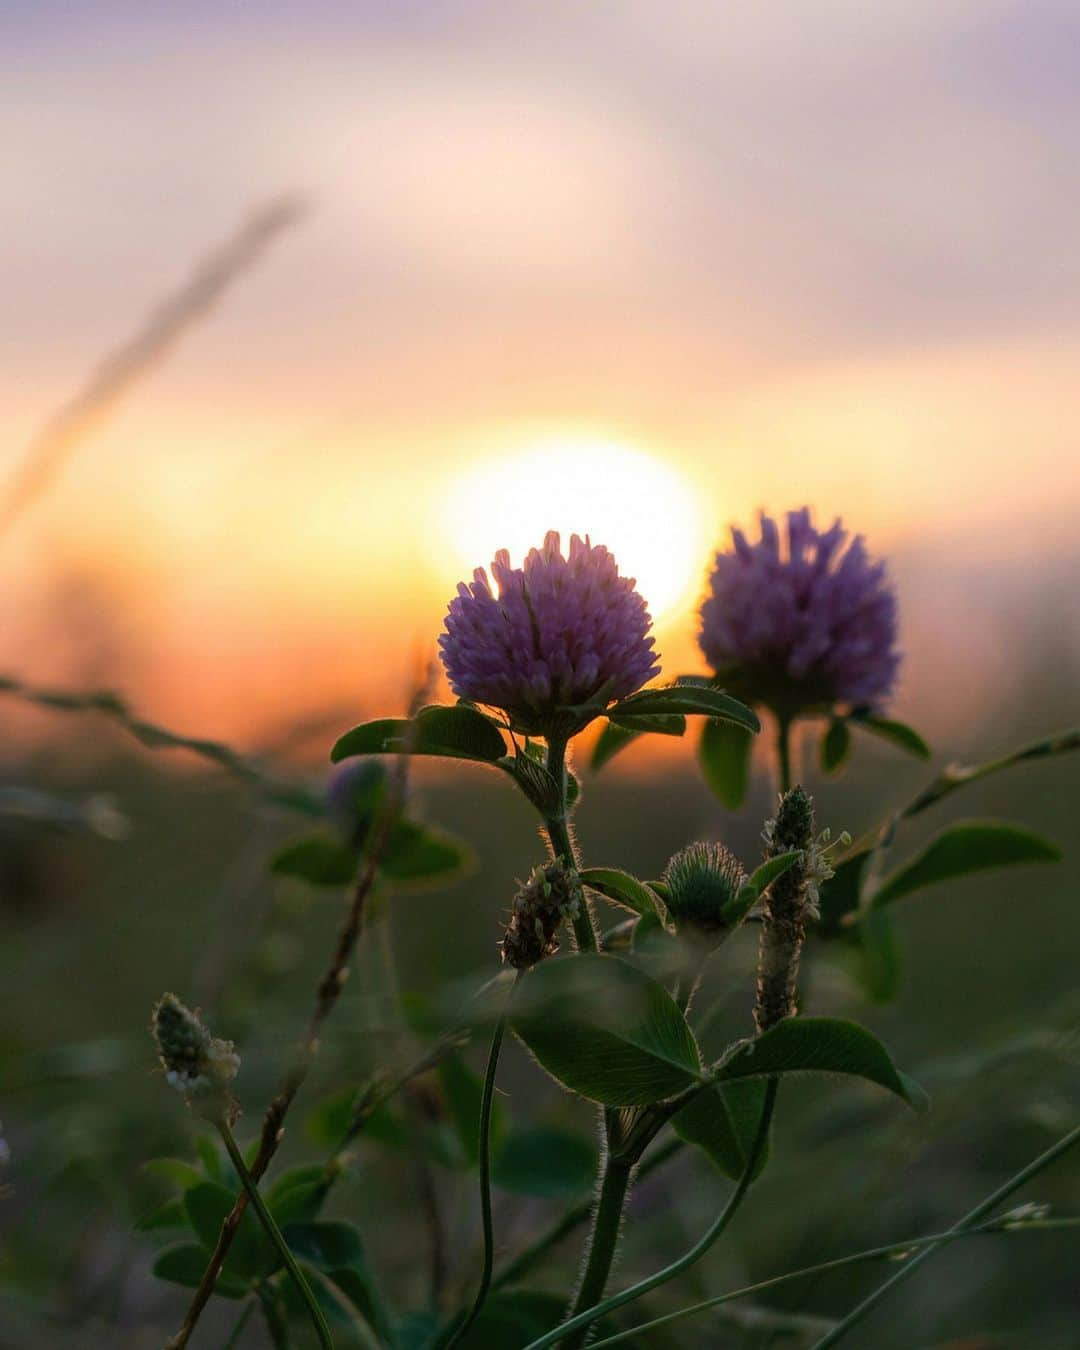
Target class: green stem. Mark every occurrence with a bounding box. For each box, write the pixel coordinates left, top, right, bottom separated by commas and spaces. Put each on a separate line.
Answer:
809, 1120, 1080, 1349
522, 1079, 778, 1350
222, 1298, 256, 1349
218, 1121, 334, 1350
585, 1216, 1080, 1348
543, 736, 596, 952
558, 1155, 635, 1350
490, 1139, 684, 1291
441, 975, 520, 1349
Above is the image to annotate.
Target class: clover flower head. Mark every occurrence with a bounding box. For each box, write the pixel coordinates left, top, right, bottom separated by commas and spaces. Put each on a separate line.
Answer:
662, 841, 748, 939
439, 531, 659, 734
699, 509, 900, 714
151, 994, 239, 1109
501, 858, 583, 969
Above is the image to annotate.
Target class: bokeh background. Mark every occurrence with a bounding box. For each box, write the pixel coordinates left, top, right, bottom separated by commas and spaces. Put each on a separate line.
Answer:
2, 2, 1078, 1346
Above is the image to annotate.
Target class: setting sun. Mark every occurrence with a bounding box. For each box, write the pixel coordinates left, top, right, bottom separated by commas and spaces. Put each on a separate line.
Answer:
442, 439, 705, 624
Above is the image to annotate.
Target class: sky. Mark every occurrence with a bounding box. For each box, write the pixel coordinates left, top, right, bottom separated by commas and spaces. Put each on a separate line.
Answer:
1, 1, 1077, 748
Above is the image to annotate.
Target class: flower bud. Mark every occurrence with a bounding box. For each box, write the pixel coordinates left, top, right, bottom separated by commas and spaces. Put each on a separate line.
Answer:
151, 993, 240, 1118
501, 859, 584, 969
661, 842, 749, 943
754, 786, 835, 1033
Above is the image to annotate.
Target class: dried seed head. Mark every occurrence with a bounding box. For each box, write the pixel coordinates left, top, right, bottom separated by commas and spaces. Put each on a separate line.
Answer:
501, 858, 583, 969
151, 993, 239, 1118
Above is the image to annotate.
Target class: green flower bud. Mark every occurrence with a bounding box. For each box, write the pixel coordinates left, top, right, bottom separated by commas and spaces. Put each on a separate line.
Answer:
151, 993, 240, 1116
661, 841, 749, 942
501, 859, 583, 969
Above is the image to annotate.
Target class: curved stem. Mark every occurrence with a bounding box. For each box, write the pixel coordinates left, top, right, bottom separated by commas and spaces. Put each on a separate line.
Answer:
218, 1122, 334, 1350
441, 974, 521, 1349
809, 1120, 1080, 1349
521, 1078, 778, 1350
585, 1216, 1080, 1348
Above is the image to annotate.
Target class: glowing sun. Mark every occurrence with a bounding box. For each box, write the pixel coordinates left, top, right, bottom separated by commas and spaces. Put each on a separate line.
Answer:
443, 439, 704, 623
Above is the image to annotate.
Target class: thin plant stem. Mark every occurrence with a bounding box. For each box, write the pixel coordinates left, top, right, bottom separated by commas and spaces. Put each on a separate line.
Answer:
521, 1079, 778, 1350
809, 1120, 1080, 1348
440, 972, 522, 1348
217, 1122, 334, 1350
491, 1137, 684, 1291
542, 736, 596, 952
221, 1298, 256, 1349
585, 1216, 1080, 1348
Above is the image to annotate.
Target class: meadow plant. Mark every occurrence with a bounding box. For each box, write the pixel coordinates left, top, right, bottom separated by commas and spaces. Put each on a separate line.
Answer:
126, 519, 1080, 1349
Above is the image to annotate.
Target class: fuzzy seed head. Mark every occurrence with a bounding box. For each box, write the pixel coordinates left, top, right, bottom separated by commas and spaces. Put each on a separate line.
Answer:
151, 993, 240, 1105
501, 859, 583, 969
662, 841, 748, 939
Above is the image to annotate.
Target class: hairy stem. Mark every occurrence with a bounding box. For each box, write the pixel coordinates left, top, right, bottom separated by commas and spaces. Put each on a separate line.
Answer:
586, 1215, 1080, 1348
218, 1122, 333, 1350
521, 1079, 778, 1350
809, 1120, 1080, 1348
543, 736, 596, 952
558, 1155, 634, 1350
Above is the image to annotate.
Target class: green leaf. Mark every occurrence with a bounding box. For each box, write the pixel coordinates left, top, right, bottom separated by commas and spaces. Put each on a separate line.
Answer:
715, 1017, 927, 1110
438, 1051, 507, 1169
152, 1242, 250, 1297
306, 1085, 360, 1149
697, 718, 754, 809
493, 1126, 597, 1198
816, 847, 873, 935
870, 820, 1061, 910
142, 1157, 204, 1191
271, 832, 357, 886
672, 1078, 771, 1180
184, 1181, 270, 1280
590, 721, 643, 772
821, 718, 852, 774
609, 711, 686, 737
511, 954, 703, 1106
579, 867, 662, 919
267, 1164, 328, 1226
381, 819, 473, 883
607, 686, 759, 732
454, 1291, 569, 1349
282, 1221, 392, 1345
195, 1134, 225, 1181
744, 851, 802, 898
135, 1197, 189, 1232
331, 705, 507, 765
852, 715, 931, 760
851, 909, 902, 1003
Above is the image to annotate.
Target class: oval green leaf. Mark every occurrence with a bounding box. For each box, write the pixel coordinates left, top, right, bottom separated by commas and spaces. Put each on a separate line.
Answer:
606, 686, 759, 732
698, 718, 754, 809
852, 715, 931, 760
272, 832, 357, 886
153, 1242, 250, 1297
511, 954, 702, 1106
672, 1077, 771, 1180
579, 867, 661, 918
821, 718, 852, 774
331, 705, 507, 765
870, 819, 1061, 910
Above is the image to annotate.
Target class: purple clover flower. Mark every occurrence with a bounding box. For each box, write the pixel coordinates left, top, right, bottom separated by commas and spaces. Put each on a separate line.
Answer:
439, 531, 660, 733
699, 509, 900, 713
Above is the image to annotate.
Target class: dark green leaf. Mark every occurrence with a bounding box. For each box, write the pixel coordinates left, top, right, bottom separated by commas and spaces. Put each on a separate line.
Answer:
282, 1221, 392, 1344
609, 712, 686, 736
454, 1291, 568, 1349
744, 851, 801, 898
438, 1051, 507, 1169
153, 1243, 249, 1297
715, 1017, 927, 1110
579, 867, 661, 919
607, 686, 759, 732
821, 719, 852, 774
268, 1164, 328, 1226
271, 832, 356, 886
511, 954, 702, 1106
135, 1197, 188, 1232
142, 1157, 203, 1191
331, 706, 507, 765
493, 1127, 598, 1198
184, 1181, 270, 1279
195, 1134, 225, 1181
852, 909, 902, 1003
853, 715, 931, 760
870, 820, 1061, 909
306, 1085, 359, 1149
282, 1265, 380, 1347
381, 819, 473, 883
698, 719, 754, 809
672, 1078, 770, 1180
590, 721, 643, 772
